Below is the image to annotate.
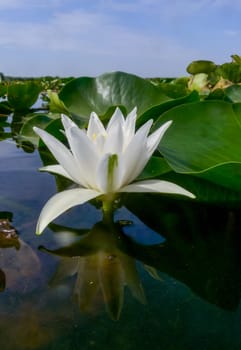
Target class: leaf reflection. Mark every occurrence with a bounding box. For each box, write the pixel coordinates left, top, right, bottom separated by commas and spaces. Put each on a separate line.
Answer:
123, 193, 241, 311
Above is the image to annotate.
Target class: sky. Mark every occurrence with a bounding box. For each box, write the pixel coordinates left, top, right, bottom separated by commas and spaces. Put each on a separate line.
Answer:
0, 0, 240, 77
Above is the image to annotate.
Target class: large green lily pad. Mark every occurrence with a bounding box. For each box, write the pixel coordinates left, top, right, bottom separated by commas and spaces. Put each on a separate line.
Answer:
59, 71, 170, 118
156, 100, 241, 191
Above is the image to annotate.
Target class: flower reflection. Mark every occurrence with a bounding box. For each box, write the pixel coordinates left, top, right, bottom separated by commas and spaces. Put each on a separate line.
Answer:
41, 219, 161, 320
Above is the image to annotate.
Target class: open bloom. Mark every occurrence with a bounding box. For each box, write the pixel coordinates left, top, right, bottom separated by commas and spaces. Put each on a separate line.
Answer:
34, 107, 195, 234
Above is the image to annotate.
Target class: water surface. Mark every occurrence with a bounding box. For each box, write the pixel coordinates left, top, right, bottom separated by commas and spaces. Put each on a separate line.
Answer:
1, 138, 241, 350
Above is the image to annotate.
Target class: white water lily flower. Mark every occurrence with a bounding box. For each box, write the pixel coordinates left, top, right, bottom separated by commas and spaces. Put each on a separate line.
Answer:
33, 107, 195, 234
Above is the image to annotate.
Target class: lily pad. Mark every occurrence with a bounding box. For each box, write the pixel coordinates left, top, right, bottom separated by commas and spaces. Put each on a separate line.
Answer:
137, 157, 171, 180
18, 114, 53, 146
59, 71, 170, 119
156, 100, 241, 191
137, 90, 199, 127
186, 60, 216, 74
7, 81, 42, 111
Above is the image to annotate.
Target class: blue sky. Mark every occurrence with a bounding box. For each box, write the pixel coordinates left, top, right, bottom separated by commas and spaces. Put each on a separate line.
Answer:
0, 0, 240, 77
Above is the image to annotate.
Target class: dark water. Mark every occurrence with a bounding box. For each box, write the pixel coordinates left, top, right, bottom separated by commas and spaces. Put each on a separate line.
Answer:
1, 139, 241, 350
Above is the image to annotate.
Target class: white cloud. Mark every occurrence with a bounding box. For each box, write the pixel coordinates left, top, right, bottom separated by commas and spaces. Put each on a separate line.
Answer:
0, 0, 25, 9
212, 0, 241, 7
97, 0, 241, 20
0, 8, 196, 55
0, 1, 238, 77
0, 0, 64, 9
96, 0, 213, 17
0, 7, 198, 77
223, 29, 239, 37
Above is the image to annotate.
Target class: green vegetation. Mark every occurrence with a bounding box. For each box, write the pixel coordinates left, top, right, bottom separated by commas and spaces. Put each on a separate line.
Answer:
2, 54, 241, 204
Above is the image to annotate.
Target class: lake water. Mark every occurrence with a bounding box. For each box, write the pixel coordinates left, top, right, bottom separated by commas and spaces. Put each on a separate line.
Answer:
1, 132, 241, 349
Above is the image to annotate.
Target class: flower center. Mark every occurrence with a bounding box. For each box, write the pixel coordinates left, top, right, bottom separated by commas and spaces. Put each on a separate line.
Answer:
107, 154, 118, 192
92, 132, 97, 141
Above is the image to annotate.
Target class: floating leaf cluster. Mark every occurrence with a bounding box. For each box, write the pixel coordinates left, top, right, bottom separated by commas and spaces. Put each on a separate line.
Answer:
2, 55, 241, 204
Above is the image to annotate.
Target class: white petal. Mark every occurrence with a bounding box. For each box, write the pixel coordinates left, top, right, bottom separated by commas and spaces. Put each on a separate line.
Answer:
36, 188, 100, 234
39, 165, 75, 181
96, 153, 123, 193
147, 120, 172, 155
33, 126, 81, 185
119, 179, 196, 198
136, 118, 153, 135
87, 112, 106, 140
103, 116, 124, 155
67, 127, 100, 188
120, 119, 153, 185
106, 107, 125, 132
61, 114, 77, 131
95, 155, 109, 193
123, 107, 137, 147
95, 134, 106, 154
